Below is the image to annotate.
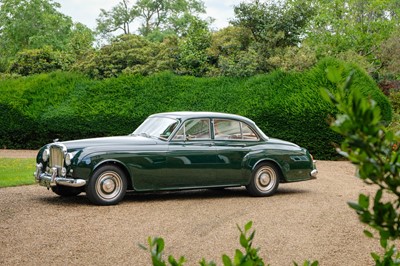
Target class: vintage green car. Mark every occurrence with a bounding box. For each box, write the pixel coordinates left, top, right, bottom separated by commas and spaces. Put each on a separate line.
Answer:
34, 112, 317, 205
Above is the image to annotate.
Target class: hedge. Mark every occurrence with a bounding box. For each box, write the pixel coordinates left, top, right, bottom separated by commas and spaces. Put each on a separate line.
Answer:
0, 58, 392, 159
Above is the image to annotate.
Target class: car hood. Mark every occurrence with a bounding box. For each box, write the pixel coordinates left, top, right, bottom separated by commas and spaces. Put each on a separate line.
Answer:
59, 136, 159, 151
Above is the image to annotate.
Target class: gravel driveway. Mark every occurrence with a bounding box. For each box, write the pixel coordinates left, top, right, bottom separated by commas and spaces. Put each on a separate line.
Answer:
0, 159, 381, 265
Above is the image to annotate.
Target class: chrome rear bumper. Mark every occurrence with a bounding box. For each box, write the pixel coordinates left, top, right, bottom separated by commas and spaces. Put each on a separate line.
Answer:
310, 169, 318, 179
34, 163, 86, 188
310, 160, 318, 179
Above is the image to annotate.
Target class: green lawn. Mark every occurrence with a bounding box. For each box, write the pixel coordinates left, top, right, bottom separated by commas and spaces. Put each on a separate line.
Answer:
0, 158, 36, 187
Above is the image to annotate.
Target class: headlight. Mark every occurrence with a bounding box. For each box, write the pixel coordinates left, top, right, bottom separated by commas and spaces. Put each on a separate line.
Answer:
42, 149, 49, 162
65, 153, 74, 166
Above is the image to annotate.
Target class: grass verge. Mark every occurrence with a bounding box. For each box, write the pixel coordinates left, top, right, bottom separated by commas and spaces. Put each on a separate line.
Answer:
0, 158, 36, 187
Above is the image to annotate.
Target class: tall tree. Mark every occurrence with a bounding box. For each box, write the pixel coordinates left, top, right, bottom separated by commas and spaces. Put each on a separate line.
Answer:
305, 0, 400, 58
95, 0, 208, 40
232, 0, 313, 48
231, 0, 314, 71
0, 0, 93, 72
96, 0, 138, 38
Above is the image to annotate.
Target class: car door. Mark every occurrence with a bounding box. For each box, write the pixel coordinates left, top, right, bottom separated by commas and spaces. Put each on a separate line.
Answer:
213, 119, 260, 185
166, 118, 218, 188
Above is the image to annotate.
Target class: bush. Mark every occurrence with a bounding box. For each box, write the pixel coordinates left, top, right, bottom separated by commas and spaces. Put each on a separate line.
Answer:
9, 47, 70, 76
322, 67, 400, 264
0, 58, 391, 159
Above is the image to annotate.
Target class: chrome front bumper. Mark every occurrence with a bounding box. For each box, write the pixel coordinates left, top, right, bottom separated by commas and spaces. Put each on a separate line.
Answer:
34, 163, 86, 188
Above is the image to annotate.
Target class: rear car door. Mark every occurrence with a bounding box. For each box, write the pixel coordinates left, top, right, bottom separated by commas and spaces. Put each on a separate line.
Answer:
213, 119, 260, 185
166, 118, 217, 188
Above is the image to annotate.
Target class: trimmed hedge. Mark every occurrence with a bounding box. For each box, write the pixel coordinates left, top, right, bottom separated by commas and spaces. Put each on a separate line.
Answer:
0, 58, 392, 159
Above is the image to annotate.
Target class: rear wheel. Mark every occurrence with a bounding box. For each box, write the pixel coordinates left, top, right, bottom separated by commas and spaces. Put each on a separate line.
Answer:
246, 162, 280, 196
86, 165, 127, 205
51, 185, 82, 197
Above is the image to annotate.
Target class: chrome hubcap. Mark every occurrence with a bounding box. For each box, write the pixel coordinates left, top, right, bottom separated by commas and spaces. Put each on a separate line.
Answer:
259, 172, 271, 186
255, 166, 276, 192
101, 179, 116, 193
95, 171, 122, 200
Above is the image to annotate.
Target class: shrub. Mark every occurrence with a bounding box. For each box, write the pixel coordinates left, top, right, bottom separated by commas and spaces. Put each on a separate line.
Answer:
322, 67, 400, 264
9, 47, 70, 76
0, 58, 391, 159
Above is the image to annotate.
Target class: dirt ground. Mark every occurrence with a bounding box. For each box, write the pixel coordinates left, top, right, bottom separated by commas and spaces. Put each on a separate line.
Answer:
0, 151, 385, 265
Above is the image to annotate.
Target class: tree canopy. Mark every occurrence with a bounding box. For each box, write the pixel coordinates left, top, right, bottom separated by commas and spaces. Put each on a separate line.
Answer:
0, 0, 399, 83
0, 0, 94, 72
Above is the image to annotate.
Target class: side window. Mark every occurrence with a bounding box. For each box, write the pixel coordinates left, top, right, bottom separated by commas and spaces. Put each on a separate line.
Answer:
214, 119, 241, 139
214, 119, 259, 141
241, 123, 258, 140
172, 119, 211, 140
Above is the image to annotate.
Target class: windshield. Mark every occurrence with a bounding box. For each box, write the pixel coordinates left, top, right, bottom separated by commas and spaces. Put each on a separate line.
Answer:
132, 117, 179, 140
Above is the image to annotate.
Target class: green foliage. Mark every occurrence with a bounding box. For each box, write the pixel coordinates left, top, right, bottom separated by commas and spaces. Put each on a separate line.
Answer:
0, 0, 69, 67
96, 0, 138, 37
176, 19, 212, 76
322, 67, 400, 264
140, 221, 318, 266
232, 0, 313, 48
95, 0, 208, 40
9, 47, 67, 76
0, 59, 391, 160
221, 221, 264, 266
231, 0, 314, 72
73, 34, 175, 79
266, 45, 317, 72
305, 0, 399, 79
378, 30, 400, 80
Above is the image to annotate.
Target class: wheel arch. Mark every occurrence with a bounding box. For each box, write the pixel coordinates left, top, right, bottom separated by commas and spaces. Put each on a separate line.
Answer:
92, 160, 133, 190
251, 159, 287, 183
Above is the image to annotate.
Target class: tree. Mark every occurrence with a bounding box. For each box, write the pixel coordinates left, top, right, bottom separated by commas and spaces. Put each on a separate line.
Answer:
378, 29, 400, 80
232, 0, 312, 48
95, 0, 208, 40
231, 0, 314, 72
305, 0, 400, 71
73, 34, 175, 79
96, 0, 138, 38
176, 18, 211, 76
207, 26, 259, 77
67, 23, 96, 60
0, 0, 94, 72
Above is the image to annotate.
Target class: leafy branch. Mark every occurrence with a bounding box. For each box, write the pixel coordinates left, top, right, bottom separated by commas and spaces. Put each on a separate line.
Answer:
321, 66, 400, 265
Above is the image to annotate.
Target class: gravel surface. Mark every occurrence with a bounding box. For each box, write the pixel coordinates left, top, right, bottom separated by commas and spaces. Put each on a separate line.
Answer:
0, 157, 383, 265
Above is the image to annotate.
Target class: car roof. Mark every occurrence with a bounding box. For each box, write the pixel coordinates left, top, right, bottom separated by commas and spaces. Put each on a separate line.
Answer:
149, 111, 256, 124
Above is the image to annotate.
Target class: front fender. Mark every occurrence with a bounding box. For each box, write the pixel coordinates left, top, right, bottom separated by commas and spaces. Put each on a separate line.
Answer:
72, 153, 131, 182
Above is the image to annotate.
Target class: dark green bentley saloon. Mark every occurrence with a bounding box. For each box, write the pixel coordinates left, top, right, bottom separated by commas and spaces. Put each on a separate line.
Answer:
34, 112, 317, 205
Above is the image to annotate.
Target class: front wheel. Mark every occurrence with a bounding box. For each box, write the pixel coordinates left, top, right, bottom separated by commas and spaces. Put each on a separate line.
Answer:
246, 163, 280, 196
86, 165, 127, 205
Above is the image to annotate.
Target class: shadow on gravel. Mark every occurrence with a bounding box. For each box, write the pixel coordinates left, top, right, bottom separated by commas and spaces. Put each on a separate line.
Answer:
36, 187, 310, 206
124, 186, 310, 203
38, 194, 91, 206
124, 187, 249, 202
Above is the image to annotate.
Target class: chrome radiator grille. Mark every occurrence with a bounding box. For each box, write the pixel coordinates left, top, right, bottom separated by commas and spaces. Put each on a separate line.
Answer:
49, 145, 64, 169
